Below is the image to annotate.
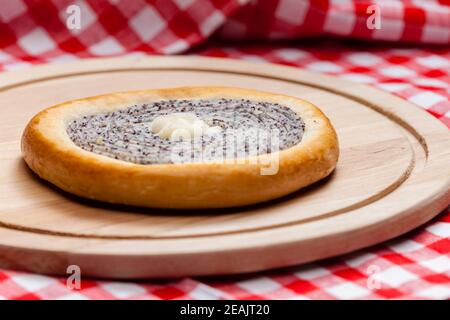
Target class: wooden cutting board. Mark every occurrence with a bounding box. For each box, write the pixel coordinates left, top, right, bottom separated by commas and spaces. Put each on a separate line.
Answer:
0, 56, 449, 279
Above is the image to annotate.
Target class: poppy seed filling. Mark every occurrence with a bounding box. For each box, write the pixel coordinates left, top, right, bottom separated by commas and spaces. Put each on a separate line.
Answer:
66, 98, 305, 164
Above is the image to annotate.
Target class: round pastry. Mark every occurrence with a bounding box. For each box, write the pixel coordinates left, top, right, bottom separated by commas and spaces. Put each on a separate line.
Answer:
21, 87, 339, 209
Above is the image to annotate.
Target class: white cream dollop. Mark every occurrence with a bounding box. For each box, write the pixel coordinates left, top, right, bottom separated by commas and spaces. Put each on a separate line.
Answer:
150, 112, 222, 140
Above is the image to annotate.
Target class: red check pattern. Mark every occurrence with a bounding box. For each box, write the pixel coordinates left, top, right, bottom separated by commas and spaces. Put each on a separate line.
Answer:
0, 0, 449, 300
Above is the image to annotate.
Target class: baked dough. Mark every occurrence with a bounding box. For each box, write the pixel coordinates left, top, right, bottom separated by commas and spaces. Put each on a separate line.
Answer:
21, 87, 339, 208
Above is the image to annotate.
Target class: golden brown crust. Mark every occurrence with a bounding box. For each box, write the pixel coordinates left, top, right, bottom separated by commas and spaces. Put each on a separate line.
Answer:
21, 87, 339, 208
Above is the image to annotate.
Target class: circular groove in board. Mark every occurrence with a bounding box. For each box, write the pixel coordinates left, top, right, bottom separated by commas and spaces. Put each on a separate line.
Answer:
1, 71, 413, 238
0, 56, 448, 278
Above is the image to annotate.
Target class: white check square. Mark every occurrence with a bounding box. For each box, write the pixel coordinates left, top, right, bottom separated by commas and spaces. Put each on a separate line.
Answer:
57, 293, 89, 300
419, 285, 450, 300
89, 37, 124, 55
375, 266, 416, 287
389, 240, 423, 253
275, 0, 309, 25
130, 6, 166, 42
409, 92, 446, 108
200, 11, 225, 36
347, 53, 382, 66
163, 39, 189, 54
326, 282, 370, 299
276, 48, 309, 61
294, 265, 331, 279
306, 61, 343, 73
189, 284, 224, 300
18, 28, 56, 55
372, 19, 404, 41
12, 274, 56, 291
417, 55, 450, 69
0, 0, 26, 22
238, 277, 281, 294
380, 66, 416, 78
420, 256, 450, 273
101, 282, 147, 299
426, 222, 450, 237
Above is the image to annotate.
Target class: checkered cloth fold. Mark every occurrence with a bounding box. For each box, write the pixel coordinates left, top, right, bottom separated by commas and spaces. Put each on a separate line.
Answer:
0, 0, 449, 300
1, 0, 449, 66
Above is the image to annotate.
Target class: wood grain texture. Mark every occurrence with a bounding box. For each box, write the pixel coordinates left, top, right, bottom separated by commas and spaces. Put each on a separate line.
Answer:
0, 56, 449, 278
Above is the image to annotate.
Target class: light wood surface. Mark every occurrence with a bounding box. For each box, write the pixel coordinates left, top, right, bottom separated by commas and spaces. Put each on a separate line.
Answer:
0, 56, 449, 279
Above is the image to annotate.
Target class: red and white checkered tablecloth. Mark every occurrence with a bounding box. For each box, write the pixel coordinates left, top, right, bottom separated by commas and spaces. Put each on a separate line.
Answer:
0, 0, 449, 300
